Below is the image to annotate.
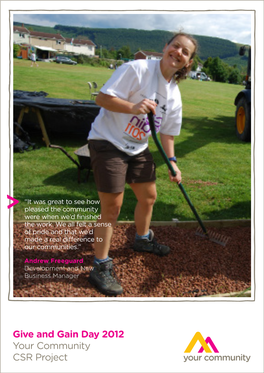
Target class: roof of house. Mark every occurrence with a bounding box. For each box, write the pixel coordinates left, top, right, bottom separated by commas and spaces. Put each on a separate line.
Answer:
64, 38, 96, 46
13, 26, 96, 50
13, 26, 30, 33
134, 50, 163, 57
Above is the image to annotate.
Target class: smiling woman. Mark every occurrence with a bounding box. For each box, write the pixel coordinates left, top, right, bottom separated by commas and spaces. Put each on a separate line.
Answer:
161, 33, 198, 83
87, 31, 198, 296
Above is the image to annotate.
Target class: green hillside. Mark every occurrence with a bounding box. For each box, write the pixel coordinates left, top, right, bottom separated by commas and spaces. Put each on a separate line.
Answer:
14, 22, 248, 68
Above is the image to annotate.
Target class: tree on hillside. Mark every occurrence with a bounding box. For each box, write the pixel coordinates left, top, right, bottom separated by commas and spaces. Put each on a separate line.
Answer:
98, 47, 110, 58
117, 45, 133, 60
202, 56, 214, 79
108, 47, 117, 59
203, 56, 229, 82
76, 35, 89, 40
228, 67, 242, 84
191, 55, 203, 71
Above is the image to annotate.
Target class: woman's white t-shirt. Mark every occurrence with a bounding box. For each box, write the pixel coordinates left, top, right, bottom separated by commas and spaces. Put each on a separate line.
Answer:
88, 59, 182, 156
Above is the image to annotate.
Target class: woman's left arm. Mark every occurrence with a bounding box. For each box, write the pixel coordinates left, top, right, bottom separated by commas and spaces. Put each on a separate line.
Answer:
160, 133, 182, 184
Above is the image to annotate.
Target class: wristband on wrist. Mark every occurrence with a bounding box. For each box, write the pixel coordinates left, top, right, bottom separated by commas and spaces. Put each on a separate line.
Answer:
168, 156, 177, 163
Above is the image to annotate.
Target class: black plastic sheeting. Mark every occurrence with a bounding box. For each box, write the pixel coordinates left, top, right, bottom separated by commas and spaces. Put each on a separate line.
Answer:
13, 90, 100, 135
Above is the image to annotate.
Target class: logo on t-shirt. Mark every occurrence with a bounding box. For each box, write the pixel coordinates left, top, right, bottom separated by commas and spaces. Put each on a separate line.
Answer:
124, 115, 162, 141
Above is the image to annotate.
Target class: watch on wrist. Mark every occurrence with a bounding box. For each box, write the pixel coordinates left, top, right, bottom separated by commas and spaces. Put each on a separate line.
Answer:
168, 156, 177, 163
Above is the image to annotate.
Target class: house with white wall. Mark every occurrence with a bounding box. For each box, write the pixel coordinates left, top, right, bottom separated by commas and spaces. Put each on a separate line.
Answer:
64, 38, 96, 56
134, 50, 163, 60
13, 25, 30, 44
13, 25, 96, 59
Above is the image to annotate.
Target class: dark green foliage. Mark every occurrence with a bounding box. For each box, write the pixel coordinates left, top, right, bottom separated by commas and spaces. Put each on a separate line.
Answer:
116, 45, 133, 59
191, 55, 203, 71
208, 57, 229, 82
228, 67, 242, 84
194, 35, 239, 60
53, 25, 240, 61
76, 55, 84, 64
14, 22, 248, 69
13, 44, 20, 58
202, 56, 243, 83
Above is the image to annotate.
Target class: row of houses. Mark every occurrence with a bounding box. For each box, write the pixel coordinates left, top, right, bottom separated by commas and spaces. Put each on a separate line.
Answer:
14, 24, 203, 72
14, 24, 168, 63
14, 24, 203, 78
13, 25, 96, 61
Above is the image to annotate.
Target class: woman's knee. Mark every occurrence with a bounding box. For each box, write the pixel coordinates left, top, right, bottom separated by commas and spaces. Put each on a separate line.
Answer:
136, 185, 157, 207
103, 204, 121, 223
146, 191, 157, 206
99, 192, 123, 223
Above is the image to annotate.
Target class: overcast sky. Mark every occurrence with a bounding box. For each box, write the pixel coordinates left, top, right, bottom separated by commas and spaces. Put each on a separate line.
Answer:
13, 12, 252, 45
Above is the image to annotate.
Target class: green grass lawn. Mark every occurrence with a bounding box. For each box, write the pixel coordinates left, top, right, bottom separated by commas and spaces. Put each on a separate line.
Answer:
13, 59, 251, 222
13, 59, 113, 99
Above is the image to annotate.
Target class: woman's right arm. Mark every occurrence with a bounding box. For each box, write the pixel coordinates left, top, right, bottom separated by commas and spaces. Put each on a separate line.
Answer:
95, 92, 157, 115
